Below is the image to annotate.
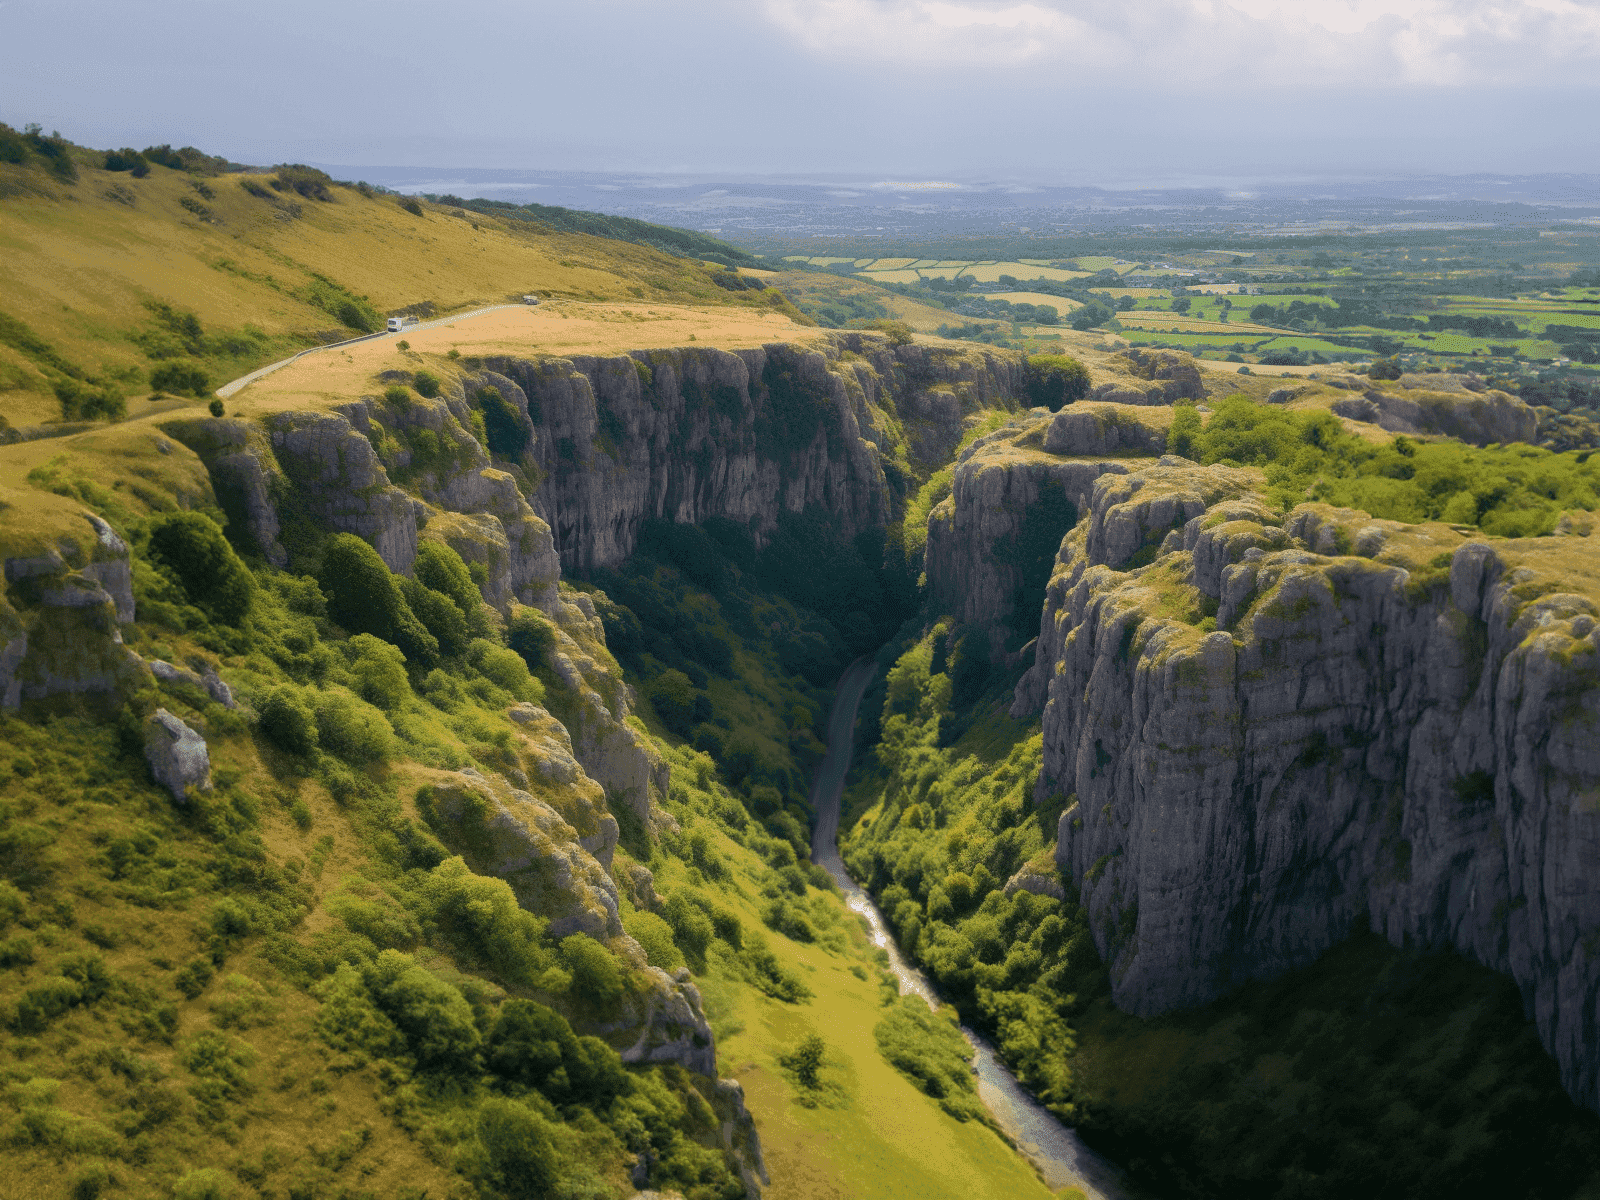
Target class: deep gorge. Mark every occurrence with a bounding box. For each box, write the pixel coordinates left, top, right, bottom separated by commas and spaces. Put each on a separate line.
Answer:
4, 332, 1599, 1198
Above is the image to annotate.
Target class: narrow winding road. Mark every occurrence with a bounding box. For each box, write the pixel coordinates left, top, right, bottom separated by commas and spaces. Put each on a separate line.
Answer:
809, 659, 1132, 1200
216, 303, 528, 399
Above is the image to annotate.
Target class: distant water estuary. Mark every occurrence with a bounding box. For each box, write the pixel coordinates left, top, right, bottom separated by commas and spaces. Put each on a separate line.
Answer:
810, 659, 1131, 1200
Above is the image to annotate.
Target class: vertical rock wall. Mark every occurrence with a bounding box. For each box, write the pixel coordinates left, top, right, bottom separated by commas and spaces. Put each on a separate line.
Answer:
1016, 461, 1600, 1112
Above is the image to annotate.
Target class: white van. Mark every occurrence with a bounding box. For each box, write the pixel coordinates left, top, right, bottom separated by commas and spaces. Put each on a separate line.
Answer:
386, 317, 407, 333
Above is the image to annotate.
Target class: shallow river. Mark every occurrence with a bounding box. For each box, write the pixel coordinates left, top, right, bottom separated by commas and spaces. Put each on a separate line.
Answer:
808, 658, 1131, 1200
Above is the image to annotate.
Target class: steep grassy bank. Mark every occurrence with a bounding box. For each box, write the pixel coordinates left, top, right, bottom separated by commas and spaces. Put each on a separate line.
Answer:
0, 137, 801, 431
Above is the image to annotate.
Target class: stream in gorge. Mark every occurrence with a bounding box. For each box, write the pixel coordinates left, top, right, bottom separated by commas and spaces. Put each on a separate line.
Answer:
808, 658, 1131, 1200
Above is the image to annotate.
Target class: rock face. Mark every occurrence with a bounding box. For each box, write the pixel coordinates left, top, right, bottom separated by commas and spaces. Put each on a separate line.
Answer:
1, 515, 146, 709
480, 335, 1015, 572
1086, 349, 1205, 406
617, 965, 718, 1076
923, 409, 1166, 643
143, 708, 211, 802
419, 767, 624, 940
1017, 460, 1600, 1112
1334, 386, 1536, 446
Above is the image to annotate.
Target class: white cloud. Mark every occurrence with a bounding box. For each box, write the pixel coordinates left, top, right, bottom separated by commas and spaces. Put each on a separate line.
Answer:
757, 0, 1600, 84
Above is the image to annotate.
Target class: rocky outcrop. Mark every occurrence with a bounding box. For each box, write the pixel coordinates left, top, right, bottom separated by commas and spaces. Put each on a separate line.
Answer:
419, 767, 624, 940
157, 418, 288, 566
616, 965, 718, 1076
1018, 460, 1600, 1112
265, 410, 421, 574
478, 335, 1015, 572
923, 410, 1162, 642
1086, 349, 1205, 406
2, 520, 146, 708
143, 708, 211, 802
1043, 405, 1168, 458
1333, 385, 1536, 446
714, 1076, 770, 1198
148, 658, 236, 709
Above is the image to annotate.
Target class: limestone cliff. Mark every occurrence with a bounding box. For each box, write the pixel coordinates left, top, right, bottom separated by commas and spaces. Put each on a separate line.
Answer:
1013, 459, 1600, 1111
923, 405, 1168, 644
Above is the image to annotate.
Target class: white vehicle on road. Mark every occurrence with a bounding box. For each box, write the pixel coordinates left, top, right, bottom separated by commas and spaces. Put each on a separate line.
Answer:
386, 316, 418, 333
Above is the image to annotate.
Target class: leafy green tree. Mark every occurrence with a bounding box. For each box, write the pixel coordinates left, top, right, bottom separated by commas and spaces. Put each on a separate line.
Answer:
1024, 354, 1092, 411
365, 949, 480, 1073
259, 688, 318, 757
400, 576, 470, 657
474, 1098, 559, 1200
149, 362, 211, 397
559, 935, 623, 1011
415, 541, 489, 636
147, 511, 256, 624
317, 534, 437, 667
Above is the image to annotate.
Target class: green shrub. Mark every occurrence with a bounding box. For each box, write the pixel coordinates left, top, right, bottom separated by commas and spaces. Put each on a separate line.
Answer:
313, 688, 394, 765
259, 688, 318, 757
104, 148, 149, 175
346, 633, 410, 710
148, 361, 211, 397
507, 605, 557, 671
784, 1033, 826, 1089
383, 384, 411, 406
147, 511, 255, 624
269, 164, 334, 201
175, 957, 216, 999
485, 999, 627, 1107
14, 975, 83, 1031
625, 909, 683, 971
318, 534, 438, 666
474, 1098, 559, 1200
421, 858, 553, 986
1024, 353, 1092, 411
312, 962, 407, 1059
873, 997, 983, 1120
415, 540, 489, 636
559, 935, 624, 1011
412, 370, 441, 398
208, 398, 224, 417
365, 949, 480, 1073
400, 576, 470, 657
70, 1160, 112, 1200
663, 892, 714, 964
469, 639, 543, 703
400, 197, 424, 217
172, 1168, 235, 1200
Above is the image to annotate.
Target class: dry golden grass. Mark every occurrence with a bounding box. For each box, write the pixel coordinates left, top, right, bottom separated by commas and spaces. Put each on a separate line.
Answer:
229, 301, 823, 416
0, 160, 781, 429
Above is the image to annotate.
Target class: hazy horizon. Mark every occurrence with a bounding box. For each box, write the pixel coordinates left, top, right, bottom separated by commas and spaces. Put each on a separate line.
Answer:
5, 1, 1600, 181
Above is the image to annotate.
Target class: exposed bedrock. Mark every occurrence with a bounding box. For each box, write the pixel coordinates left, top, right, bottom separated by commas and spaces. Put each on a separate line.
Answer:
479, 335, 1018, 572
1014, 461, 1600, 1111
922, 406, 1171, 643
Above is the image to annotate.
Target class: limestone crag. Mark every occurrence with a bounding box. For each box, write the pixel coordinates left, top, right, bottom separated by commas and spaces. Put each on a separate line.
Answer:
616, 965, 718, 1076
155, 419, 288, 566
1331, 385, 1536, 446
1, 515, 147, 709
1085, 348, 1206, 406
265, 410, 422, 574
420, 766, 624, 940
479, 334, 1016, 571
1017, 460, 1600, 1111
143, 708, 211, 803
923, 408, 1170, 640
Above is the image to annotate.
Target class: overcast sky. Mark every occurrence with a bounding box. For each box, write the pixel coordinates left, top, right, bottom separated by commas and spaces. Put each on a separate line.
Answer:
4, 0, 1598, 181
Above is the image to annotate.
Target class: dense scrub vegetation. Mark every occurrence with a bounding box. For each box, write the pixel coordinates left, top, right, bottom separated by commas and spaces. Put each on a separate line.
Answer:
1171, 395, 1600, 536
0, 469, 889, 1198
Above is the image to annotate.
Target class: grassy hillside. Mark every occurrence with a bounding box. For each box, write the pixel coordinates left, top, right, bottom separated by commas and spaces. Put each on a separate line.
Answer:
0, 134, 1063, 1200
0, 149, 805, 430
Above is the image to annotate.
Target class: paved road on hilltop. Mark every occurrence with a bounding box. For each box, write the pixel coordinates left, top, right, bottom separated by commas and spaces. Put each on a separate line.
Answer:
216, 303, 527, 399
809, 659, 1132, 1200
